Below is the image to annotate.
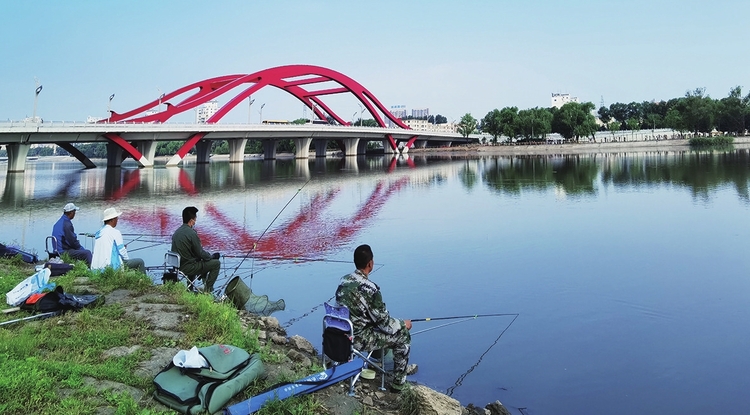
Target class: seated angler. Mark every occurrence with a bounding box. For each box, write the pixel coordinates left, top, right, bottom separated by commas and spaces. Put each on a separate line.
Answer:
91, 207, 145, 274
335, 244, 415, 392
51, 202, 92, 267
171, 206, 221, 294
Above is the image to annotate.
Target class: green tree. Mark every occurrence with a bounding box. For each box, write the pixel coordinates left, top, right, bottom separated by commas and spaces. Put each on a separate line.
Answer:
626, 118, 640, 140
457, 113, 477, 138
716, 86, 746, 135
608, 120, 621, 140
664, 108, 686, 137
434, 114, 448, 124
552, 102, 597, 141
598, 106, 611, 124
677, 88, 716, 134
481, 109, 503, 144
498, 107, 519, 141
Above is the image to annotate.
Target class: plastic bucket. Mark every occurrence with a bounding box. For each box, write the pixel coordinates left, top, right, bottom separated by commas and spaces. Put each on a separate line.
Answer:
225, 276, 251, 309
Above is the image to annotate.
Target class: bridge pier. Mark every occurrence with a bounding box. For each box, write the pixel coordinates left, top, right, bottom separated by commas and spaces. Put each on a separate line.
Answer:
196, 139, 211, 164
341, 138, 361, 157
106, 142, 124, 167
6, 143, 30, 173
413, 140, 427, 149
314, 140, 328, 157
262, 139, 277, 160
228, 138, 248, 163
293, 137, 312, 159
136, 142, 158, 167
382, 139, 398, 155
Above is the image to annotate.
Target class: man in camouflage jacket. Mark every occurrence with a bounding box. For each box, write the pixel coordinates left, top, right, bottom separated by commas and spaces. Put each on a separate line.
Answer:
335, 244, 412, 390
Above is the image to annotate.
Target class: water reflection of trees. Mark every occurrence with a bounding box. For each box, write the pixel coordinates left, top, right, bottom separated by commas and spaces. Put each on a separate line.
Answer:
476, 150, 750, 202
482, 155, 598, 196
600, 150, 750, 202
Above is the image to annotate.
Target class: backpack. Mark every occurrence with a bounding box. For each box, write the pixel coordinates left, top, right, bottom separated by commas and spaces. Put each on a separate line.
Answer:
19, 286, 104, 313
153, 344, 264, 414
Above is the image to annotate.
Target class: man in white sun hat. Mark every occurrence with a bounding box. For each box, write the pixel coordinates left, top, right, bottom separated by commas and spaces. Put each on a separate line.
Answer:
51, 202, 92, 266
91, 207, 145, 273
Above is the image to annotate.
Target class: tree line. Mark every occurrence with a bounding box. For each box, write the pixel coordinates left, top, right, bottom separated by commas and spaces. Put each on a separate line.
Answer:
454, 86, 750, 143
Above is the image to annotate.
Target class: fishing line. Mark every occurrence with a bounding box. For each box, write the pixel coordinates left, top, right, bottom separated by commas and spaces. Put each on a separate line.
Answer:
128, 242, 167, 253
446, 313, 519, 397
218, 178, 312, 294
281, 295, 335, 329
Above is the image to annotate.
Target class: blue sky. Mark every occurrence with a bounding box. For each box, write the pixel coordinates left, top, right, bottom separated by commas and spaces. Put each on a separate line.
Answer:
1, 0, 748, 124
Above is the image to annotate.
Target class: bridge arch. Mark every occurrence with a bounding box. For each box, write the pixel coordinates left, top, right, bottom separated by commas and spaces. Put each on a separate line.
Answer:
104, 65, 413, 166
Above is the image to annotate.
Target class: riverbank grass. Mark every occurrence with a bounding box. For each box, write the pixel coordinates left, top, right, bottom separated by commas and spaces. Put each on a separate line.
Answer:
0, 257, 324, 415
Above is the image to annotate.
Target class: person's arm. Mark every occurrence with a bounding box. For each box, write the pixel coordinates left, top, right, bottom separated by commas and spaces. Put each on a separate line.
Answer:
63, 220, 82, 250
115, 231, 129, 260
365, 290, 404, 335
190, 231, 212, 261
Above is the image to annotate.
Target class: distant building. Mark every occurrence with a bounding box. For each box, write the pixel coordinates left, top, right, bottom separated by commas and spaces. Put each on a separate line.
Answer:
403, 119, 457, 133
411, 108, 429, 119
551, 93, 579, 109
196, 100, 219, 123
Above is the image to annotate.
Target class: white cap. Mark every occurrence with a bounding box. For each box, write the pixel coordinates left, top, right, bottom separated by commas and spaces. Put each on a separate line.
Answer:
102, 207, 123, 222
63, 203, 80, 213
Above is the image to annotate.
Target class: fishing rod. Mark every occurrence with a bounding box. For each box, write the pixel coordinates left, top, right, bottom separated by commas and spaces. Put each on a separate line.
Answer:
411, 313, 518, 322
221, 254, 351, 264
217, 178, 312, 293
410, 317, 477, 336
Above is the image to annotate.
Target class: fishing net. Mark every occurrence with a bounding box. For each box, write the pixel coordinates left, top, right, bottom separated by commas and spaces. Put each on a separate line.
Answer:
225, 276, 285, 316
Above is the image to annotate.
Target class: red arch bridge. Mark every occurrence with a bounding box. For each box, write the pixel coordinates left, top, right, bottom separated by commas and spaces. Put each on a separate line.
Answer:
0, 65, 466, 172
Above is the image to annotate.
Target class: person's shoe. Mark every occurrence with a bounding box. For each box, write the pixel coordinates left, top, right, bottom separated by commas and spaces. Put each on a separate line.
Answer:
406, 364, 418, 375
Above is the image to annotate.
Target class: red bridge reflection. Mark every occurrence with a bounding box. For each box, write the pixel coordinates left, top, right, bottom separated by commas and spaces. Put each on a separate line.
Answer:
121, 172, 410, 261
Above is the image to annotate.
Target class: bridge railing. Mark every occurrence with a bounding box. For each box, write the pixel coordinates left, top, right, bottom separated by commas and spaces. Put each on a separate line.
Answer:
0, 120, 411, 130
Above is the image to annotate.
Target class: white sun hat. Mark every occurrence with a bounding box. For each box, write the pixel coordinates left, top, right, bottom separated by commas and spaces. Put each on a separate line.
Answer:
63, 203, 80, 213
102, 207, 123, 221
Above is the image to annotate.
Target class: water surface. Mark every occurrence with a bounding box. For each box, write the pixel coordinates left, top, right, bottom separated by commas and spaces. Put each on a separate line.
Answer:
1, 150, 749, 414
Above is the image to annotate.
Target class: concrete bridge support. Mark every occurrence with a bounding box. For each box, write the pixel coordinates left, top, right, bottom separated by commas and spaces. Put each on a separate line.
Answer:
2, 172, 24, 205
413, 140, 428, 149
382, 139, 398, 155
314, 139, 329, 157
136, 141, 158, 167
6, 143, 30, 173
196, 140, 212, 164
293, 137, 312, 159
341, 138, 361, 157
106, 142, 124, 167
228, 138, 248, 163
262, 139, 277, 160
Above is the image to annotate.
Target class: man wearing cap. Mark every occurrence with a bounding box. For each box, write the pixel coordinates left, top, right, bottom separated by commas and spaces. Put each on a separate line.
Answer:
91, 207, 145, 273
51, 203, 92, 267
171, 206, 221, 293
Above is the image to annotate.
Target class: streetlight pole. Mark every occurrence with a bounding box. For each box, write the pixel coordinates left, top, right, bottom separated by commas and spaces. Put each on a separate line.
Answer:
358, 103, 365, 126
352, 112, 358, 126
248, 97, 255, 123
258, 103, 265, 124
107, 94, 115, 123
32, 82, 42, 123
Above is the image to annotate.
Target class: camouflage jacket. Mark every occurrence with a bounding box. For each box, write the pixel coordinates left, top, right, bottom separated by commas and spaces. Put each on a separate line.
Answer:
335, 269, 403, 336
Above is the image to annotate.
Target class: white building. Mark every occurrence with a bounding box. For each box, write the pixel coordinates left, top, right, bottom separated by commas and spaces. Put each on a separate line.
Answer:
196, 100, 219, 123
403, 119, 457, 133
551, 93, 579, 109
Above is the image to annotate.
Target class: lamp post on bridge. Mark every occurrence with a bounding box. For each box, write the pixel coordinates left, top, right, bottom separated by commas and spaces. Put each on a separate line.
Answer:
32, 81, 42, 123
107, 94, 115, 123
352, 112, 358, 126
258, 103, 265, 124
248, 97, 255, 124
358, 103, 365, 126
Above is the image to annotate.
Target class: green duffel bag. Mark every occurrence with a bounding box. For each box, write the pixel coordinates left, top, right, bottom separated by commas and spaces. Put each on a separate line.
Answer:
154, 344, 264, 414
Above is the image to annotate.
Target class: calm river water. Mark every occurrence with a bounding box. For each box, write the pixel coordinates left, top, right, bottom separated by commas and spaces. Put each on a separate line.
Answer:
2, 149, 750, 414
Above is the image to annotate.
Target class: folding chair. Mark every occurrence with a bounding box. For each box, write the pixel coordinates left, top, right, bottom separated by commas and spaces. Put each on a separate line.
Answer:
45, 236, 60, 259
163, 251, 200, 292
322, 302, 387, 395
